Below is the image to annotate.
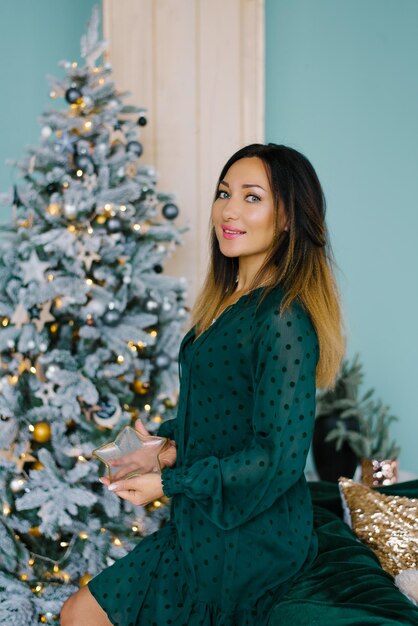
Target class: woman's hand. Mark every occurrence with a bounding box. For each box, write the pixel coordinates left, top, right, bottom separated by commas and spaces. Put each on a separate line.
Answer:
100, 472, 164, 506
108, 419, 177, 481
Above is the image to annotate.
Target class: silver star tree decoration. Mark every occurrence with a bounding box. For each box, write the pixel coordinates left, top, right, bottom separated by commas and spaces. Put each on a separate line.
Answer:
35, 381, 56, 405
10, 303, 30, 329
20, 250, 50, 284
33, 301, 55, 332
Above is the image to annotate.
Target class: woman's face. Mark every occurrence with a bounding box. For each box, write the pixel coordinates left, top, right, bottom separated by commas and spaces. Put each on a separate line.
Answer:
212, 157, 285, 267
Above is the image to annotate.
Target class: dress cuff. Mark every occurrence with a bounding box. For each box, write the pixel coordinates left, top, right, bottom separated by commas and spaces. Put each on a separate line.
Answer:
161, 466, 184, 498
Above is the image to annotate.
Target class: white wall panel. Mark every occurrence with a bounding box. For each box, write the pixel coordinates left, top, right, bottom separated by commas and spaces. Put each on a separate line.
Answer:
103, 0, 264, 306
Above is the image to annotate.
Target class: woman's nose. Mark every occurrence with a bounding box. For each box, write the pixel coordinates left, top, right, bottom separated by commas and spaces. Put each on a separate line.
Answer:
221, 197, 240, 220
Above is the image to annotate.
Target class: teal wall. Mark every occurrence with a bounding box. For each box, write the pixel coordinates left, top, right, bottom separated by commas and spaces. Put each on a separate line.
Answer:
0, 0, 100, 221
266, 0, 418, 474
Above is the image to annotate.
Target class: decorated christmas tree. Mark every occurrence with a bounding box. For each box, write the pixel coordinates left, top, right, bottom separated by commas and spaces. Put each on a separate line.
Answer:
0, 6, 188, 624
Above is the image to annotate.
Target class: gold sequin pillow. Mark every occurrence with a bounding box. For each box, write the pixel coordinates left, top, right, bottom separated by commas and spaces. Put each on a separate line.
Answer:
338, 477, 418, 577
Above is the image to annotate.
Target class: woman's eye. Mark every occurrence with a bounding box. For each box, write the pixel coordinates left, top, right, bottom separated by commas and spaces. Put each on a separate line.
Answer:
216, 190, 229, 199
246, 194, 261, 202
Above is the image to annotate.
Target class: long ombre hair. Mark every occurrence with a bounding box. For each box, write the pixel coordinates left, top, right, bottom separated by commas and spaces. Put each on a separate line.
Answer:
191, 143, 346, 390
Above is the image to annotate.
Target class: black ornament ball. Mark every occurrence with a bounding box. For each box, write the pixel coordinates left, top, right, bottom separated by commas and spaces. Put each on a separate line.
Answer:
162, 203, 179, 220
46, 182, 60, 194
155, 353, 171, 369
106, 217, 123, 233
103, 309, 121, 326
65, 87, 82, 104
137, 115, 147, 127
126, 141, 143, 157
153, 264, 163, 274
74, 154, 95, 175
96, 399, 116, 420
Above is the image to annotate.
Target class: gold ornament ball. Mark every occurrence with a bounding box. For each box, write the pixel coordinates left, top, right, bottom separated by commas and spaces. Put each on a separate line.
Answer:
29, 526, 42, 537
47, 203, 61, 216
32, 422, 52, 443
79, 572, 93, 587
132, 380, 150, 395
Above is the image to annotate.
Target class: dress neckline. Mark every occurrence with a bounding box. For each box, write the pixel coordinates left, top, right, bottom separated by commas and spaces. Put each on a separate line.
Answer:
190, 285, 266, 345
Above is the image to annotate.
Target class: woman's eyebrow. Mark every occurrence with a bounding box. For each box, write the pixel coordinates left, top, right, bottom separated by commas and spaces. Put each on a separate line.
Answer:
219, 180, 265, 191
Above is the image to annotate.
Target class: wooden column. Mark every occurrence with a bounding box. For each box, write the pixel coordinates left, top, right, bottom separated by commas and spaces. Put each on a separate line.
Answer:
102, 0, 264, 306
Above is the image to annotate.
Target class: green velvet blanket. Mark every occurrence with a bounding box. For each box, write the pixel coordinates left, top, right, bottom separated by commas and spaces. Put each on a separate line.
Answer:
268, 480, 418, 625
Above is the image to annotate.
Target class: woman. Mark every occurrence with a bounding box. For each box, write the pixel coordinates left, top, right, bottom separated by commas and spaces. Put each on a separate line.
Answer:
61, 143, 345, 625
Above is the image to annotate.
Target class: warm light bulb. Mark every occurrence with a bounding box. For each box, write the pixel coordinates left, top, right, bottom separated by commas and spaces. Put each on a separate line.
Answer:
47, 273, 54, 281
1, 318, 9, 327
28, 558, 35, 566
78, 455, 86, 462
85, 278, 93, 286
28, 424, 35, 432
30, 366, 36, 374
8, 375, 19, 385
144, 404, 151, 412
150, 330, 158, 337
84, 120, 92, 130
20, 573, 28, 581
2, 503, 11, 516
117, 355, 124, 364
132, 223, 141, 231
113, 537, 122, 546
79, 531, 89, 540
76, 169, 83, 177
53, 564, 59, 573
120, 205, 126, 212
60, 541, 69, 547
153, 500, 162, 508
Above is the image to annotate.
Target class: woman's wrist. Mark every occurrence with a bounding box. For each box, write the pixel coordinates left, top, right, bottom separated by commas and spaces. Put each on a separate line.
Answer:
157, 439, 177, 470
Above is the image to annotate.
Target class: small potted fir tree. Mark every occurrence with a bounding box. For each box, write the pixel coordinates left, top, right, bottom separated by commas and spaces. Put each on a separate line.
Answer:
313, 353, 401, 485
312, 353, 366, 482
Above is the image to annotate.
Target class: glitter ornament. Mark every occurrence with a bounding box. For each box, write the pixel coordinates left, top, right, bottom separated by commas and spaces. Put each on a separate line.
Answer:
339, 477, 418, 578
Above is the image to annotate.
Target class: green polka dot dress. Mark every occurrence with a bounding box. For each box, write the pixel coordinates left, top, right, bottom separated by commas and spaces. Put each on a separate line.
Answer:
88, 284, 320, 625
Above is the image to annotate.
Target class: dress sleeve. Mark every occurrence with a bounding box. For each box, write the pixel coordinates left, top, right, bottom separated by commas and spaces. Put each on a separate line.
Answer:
160, 301, 319, 530
156, 418, 178, 441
